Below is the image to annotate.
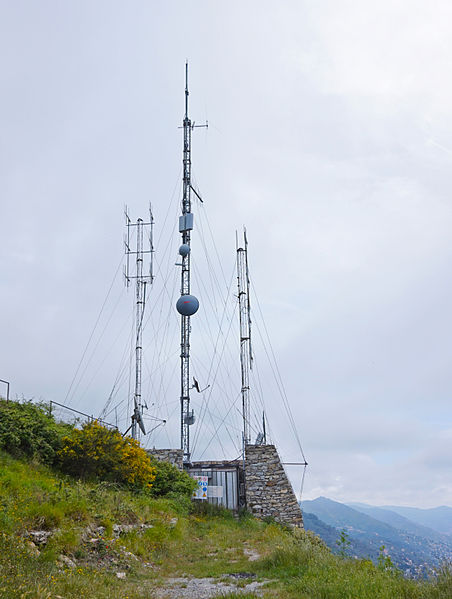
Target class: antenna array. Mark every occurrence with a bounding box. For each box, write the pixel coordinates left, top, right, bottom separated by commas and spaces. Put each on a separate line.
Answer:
124, 204, 154, 440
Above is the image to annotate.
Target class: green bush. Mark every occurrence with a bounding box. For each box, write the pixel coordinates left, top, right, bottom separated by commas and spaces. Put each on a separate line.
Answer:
0, 399, 69, 465
149, 458, 197, 497
58, 421, 156, 490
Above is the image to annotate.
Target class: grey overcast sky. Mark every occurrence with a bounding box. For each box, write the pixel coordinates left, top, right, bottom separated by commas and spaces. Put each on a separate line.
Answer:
1, 1, 452, 508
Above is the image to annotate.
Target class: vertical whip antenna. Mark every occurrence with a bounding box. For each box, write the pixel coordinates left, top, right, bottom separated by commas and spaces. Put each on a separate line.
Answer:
176, 63, 207, 463
185, 61, 189, 120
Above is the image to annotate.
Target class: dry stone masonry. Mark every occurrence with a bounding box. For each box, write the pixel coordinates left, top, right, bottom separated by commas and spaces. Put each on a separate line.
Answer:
148, 448, 184, 470
245, 444, 303, 527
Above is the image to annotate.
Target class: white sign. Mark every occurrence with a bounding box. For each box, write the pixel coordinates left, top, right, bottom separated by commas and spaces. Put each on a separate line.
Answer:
192, 475, 208, 500
207, 485, 223, 498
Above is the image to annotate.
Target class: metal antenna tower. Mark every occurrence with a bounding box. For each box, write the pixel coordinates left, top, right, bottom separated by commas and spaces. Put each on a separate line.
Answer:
236, 228, 253, 446
124, 204, 154, 440
175, 63, 206, 463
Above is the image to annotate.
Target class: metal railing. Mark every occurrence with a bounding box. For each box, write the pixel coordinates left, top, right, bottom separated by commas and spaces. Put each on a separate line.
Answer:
49, 400, 117, 430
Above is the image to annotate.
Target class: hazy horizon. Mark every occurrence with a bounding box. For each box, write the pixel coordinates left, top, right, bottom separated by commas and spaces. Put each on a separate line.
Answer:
303, 496, 452, 510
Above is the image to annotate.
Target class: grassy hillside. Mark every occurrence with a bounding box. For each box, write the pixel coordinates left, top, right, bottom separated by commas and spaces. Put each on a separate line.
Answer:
1, 451, 452, 599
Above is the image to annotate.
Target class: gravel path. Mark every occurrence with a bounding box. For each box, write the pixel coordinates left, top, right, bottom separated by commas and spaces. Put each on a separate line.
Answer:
155, 576, 267, 598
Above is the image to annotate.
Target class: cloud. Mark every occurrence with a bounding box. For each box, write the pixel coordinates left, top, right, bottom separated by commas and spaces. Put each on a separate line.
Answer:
0, 1, 451, 508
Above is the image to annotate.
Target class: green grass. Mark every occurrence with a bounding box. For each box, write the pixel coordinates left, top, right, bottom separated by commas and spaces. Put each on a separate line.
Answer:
0, 450, 450, 599
255, 531, 452, 599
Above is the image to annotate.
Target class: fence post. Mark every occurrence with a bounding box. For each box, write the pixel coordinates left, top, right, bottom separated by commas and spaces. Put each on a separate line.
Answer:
0, 379, 10, 402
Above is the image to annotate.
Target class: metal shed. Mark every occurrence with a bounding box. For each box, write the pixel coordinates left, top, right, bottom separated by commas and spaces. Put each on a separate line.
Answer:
187, 460, 245, 511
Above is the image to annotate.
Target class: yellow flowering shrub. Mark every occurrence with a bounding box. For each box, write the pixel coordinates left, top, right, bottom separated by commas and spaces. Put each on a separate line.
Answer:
58, 421, 156, 489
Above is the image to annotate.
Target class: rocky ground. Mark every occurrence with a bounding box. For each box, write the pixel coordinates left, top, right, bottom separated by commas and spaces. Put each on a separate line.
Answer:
25, 523, 268, 598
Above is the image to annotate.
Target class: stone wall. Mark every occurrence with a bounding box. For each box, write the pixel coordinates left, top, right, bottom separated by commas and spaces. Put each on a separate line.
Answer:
245, 444, 303, 528
147, 448, 183, 471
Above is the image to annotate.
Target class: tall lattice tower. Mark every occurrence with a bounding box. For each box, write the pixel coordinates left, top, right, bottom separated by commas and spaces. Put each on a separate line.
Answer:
175, 63, 206, 463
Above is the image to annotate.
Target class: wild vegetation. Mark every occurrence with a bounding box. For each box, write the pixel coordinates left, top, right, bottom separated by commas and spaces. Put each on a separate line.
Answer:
0, 398, 70, 466
0, 399, 194, 495
0, 398, 450, 598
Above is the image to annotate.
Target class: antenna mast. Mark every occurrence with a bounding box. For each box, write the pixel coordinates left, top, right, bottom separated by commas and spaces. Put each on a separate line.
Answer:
175, 63, 206, 463
124, 205, 154, 440
236, 228, 253, 446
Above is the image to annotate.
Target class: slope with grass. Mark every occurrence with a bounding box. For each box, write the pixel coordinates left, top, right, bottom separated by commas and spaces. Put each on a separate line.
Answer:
0, 399, 451, 598
1, 451, 451, 599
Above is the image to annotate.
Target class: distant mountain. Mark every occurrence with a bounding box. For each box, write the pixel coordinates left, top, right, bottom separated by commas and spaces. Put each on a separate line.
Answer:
382, 505, 452, 536
301, 497, 452, 576
346, 503, 450, 544
302, 512, 338, 546
303, 497, 397, 536
303, 512, 372, 559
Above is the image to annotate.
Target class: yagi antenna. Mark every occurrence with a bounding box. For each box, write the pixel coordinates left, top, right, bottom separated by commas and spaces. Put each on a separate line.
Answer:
191, 377, 210, 393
